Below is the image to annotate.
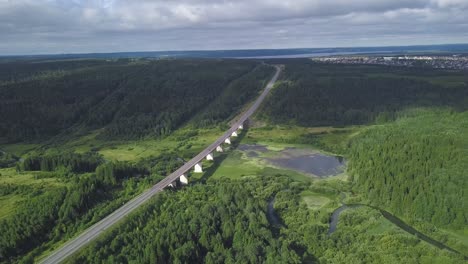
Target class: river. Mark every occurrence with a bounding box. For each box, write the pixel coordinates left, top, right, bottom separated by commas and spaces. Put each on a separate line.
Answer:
328, 204, 467, 259
267, 197, 283, 228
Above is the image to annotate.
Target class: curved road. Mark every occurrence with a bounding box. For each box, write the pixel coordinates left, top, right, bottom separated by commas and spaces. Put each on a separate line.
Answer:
39, 65, 282, 264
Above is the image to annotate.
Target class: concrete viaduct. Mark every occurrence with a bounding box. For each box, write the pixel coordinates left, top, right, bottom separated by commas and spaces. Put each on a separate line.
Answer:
166, 118, 242, 187
38, 65, 282, 264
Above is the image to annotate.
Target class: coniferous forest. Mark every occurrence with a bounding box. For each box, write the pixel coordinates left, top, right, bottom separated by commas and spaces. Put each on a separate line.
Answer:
260, 60, 468, 126
348, 110, 468, 229
0, 58, 467, 263
0, 59, 272, 142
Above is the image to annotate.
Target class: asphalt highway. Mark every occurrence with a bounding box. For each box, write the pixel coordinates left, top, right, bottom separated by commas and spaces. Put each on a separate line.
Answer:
39, 65, 281, 264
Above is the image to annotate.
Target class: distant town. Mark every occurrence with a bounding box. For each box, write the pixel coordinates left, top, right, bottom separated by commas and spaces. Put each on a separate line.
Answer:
311, 55, 468, 71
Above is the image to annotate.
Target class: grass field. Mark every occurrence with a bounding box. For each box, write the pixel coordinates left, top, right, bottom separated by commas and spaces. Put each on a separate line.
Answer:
204, 149, 315, 183
0, 168, 65, 187
63, 127, 222, 161
0, 167, 67, 220
444, 228, 468, 244
366, 213, 399, 235
208, 151, 262, 179
300, 190, 332, 210
0, 126, 223, 163
244, 125, 349, 144
244, 124, 363, 156
0, 143, 40, 156
0, 194, 24, 220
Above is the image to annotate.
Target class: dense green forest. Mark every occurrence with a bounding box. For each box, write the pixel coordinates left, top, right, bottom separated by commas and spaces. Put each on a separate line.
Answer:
68, 175, 465, 263
0, 59, 273, 142
257, 61, 468, 259
0, 151, 184, 263
68, 178, 301, 264
0, 58, 277, 263
260, 60, 468, 126
348, 110, 468, 228
192, 64, 273, 127
1, 58, 467, 263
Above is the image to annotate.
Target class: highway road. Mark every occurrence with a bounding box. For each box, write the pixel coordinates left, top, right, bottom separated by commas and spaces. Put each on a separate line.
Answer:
39, 65, 281, 264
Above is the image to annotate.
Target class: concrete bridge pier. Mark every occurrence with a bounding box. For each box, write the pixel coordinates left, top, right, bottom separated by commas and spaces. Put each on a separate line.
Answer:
206, 153, 214, 161
194, 163, 203, 173
179, 174, 188, 185
224, 137, 231, 144
238, 124, 244, 130
168, 181, 177, 188
231, 131, 238, 137
216, 146, 223, 152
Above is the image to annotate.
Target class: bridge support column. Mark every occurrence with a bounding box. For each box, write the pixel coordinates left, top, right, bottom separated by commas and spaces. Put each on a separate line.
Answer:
194, 163, 203, 173
224, 137, 231, 145
206, 153, 214, 161
238, 124, 244, 130
168, 181, 177, 188
179, 174, 188, 185
216, 146, 223, 152
231, 131, 238, 137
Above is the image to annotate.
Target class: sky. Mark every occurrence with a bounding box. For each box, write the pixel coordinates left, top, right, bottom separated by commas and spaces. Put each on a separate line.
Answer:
1, 0, 468, 55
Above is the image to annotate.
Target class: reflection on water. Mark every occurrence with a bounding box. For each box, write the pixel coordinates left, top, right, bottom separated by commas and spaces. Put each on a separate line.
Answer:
270, 153, 345, 177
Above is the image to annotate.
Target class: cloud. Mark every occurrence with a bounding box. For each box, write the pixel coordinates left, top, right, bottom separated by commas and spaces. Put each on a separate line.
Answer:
0, 0, 467, 55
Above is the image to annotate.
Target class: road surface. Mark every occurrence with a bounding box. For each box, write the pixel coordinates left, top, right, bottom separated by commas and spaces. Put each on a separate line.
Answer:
39, 65, 281, 264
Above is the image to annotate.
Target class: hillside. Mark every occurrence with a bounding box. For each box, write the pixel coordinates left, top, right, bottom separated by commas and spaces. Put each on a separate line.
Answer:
0, 58, 276, 263
260, 60, 468, 126
0, 59, 273, 142
0, 58, 467, 263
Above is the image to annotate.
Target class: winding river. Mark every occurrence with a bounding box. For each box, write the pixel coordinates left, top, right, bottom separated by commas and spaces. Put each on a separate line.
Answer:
267, 193, 466, 259
327, 204, 363, 235
328, 204, 467, 259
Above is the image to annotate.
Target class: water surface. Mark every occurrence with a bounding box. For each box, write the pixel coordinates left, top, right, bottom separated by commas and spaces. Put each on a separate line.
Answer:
269, 149, 345, 177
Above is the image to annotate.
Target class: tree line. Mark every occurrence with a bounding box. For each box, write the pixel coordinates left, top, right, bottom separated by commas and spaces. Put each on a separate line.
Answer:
20, 152, 103, 173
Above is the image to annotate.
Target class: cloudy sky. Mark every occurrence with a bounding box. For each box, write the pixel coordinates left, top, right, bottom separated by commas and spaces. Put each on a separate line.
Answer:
1, 0, 468, 55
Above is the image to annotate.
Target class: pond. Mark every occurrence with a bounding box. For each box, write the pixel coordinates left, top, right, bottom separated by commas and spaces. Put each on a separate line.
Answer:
268, 148, 345, 177
238, 144, 346, 178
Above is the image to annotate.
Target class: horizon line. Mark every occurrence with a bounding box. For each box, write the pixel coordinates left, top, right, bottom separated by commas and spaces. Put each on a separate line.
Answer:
2, 42, 468, 58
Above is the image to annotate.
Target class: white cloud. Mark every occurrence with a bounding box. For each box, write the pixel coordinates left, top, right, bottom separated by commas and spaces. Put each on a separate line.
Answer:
431, 0, 468, 8
0, 0, 467, 54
